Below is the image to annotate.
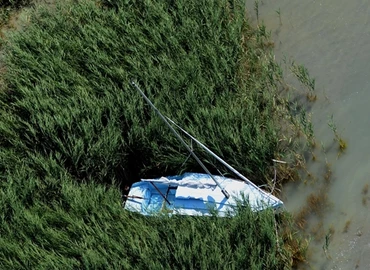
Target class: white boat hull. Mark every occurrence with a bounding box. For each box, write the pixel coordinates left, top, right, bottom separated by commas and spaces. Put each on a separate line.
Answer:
124, 173, 283, 216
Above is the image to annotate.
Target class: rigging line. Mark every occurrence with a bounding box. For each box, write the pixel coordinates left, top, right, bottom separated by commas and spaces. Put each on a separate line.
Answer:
165, 116, 279, 201
130, 81, 230, 199
180, 140, 193, 169
150, 181, 171, 205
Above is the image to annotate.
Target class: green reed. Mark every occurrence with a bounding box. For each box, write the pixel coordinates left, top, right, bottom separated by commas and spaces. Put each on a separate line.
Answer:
0, 165, 295, 269
328, 115, 347, 153
0, 0, 294, 186
276, 8, 282, 26
290, 61, 316, 101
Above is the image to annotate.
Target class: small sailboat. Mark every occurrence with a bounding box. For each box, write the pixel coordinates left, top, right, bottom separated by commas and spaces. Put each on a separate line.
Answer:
123, 82, 284, 216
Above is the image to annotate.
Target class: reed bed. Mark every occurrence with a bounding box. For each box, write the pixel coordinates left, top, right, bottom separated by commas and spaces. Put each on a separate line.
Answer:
0, 0, 312, 268
0, 0, 300, 186
0, 163, 291, 269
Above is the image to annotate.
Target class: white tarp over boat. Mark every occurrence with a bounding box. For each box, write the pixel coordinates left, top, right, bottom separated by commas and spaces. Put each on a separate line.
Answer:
141, 175, 217, 188
124, 173, 283, 216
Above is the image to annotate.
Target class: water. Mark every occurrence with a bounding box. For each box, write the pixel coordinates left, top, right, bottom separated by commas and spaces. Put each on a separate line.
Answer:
245, 1, 370, 269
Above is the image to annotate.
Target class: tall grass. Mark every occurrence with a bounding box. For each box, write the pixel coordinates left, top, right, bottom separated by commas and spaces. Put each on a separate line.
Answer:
290, 61, 316, 101
0, 160, 295, 269
0, 0, 311, 268
0, 0, 293, 185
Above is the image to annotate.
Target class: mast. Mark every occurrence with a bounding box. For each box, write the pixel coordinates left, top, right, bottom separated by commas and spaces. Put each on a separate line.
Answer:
166, 117, 270, 192
166, 117, 284, 203
131, 81, 230, 199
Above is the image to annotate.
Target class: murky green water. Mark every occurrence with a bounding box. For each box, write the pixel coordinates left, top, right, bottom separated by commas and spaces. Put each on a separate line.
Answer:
245, 1, 370, 269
